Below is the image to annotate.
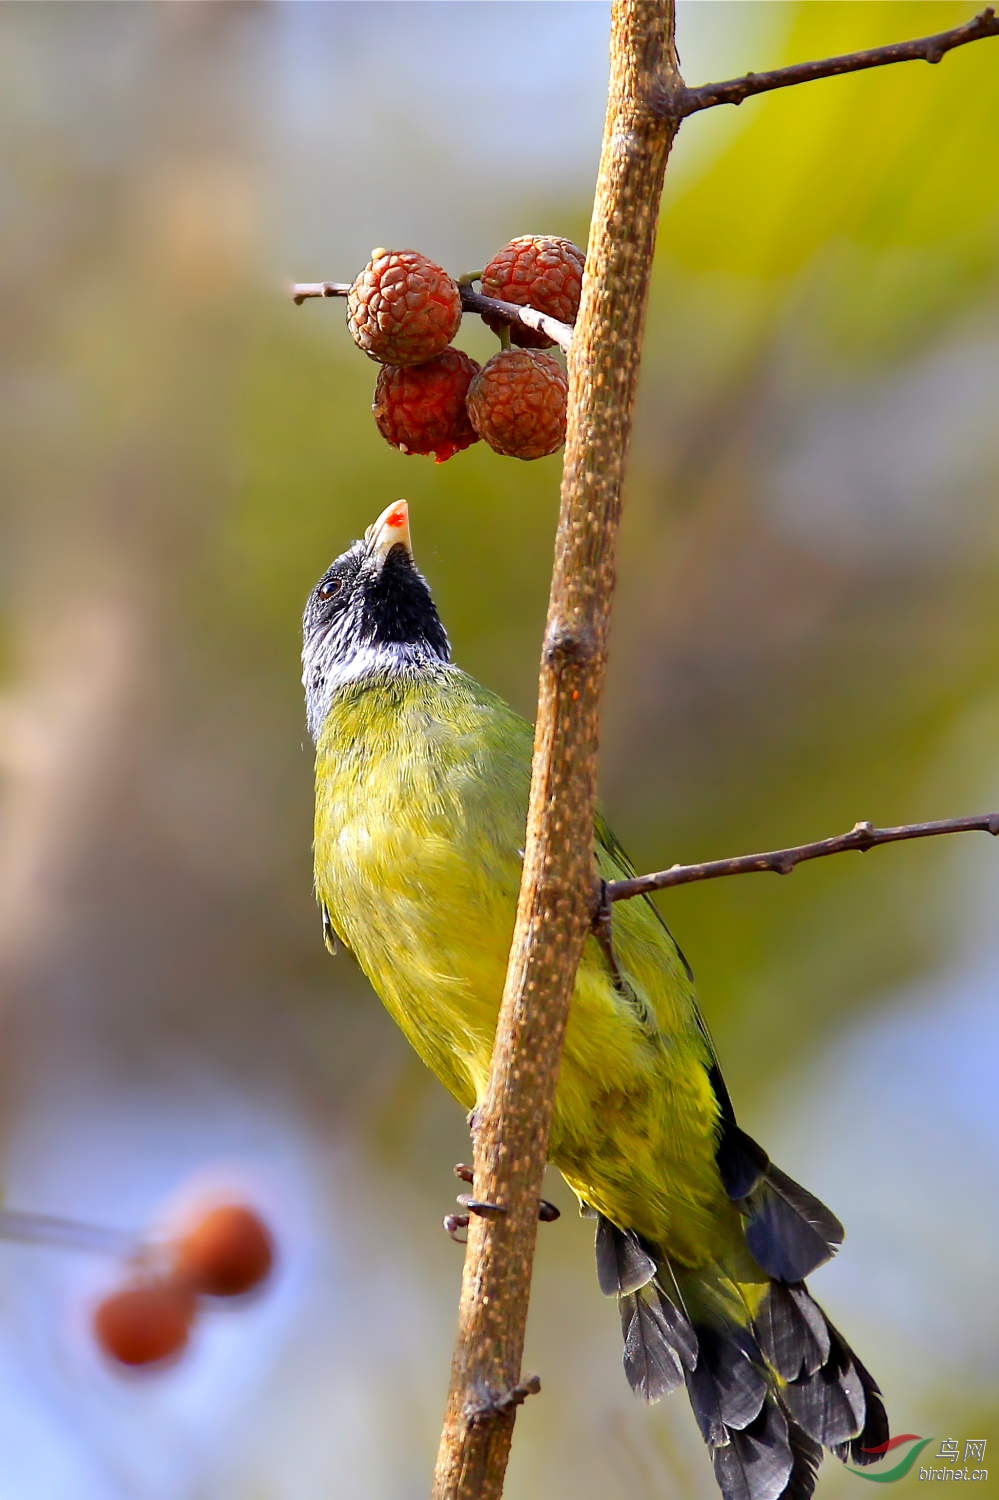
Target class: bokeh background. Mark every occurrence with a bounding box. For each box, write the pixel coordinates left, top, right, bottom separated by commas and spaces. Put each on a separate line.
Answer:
1, 3, 997, 1497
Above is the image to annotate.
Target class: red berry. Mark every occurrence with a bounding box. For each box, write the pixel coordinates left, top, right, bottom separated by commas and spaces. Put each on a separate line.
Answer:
480, 235, 585, 349
373, 349, 480, 463
94, 1277, 197, 1368
466, 349, 568, 460
173, 1203, 274, 1298
347, 249, 462, 366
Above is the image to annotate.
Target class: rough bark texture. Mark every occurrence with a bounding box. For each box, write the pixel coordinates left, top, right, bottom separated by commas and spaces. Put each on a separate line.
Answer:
430, 5, 680, 1498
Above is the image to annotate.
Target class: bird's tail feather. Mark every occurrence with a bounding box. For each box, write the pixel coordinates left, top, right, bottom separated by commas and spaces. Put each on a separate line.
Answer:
595, 1216, 888, 1500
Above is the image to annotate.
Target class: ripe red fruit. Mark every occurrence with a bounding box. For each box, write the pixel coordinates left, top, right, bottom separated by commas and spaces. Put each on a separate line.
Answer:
93, 1277, 197, 1368
373, 348, 481, 463
480, 234, 585, 349
347, 249, 462, 366
173, 1203, 274, 1298
466, 349, 568, 460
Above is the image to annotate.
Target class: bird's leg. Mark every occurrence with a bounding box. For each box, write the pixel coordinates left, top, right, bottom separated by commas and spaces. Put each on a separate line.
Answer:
444, 1163, 560, 1242
592, 877, 628, 995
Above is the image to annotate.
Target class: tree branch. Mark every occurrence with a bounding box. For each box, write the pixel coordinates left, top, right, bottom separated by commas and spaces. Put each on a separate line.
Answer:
431, 4, 680, 1498
289, 280, 574, 352
670, 6, 998, 118
0, 1206, 132, 1255
289, 281, 350, 303
421, 8, 999, 1498
607, 813, 999, 903
458, 287, 573, 353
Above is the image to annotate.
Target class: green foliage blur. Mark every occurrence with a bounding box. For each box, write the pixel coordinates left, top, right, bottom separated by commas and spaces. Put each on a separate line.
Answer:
0, 4, 997, 1498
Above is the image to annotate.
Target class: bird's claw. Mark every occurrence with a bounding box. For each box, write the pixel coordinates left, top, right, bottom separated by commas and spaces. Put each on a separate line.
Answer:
443, 1212, 470, 1242
444, 1164, 560, 1241
456, 1192, 506, 1218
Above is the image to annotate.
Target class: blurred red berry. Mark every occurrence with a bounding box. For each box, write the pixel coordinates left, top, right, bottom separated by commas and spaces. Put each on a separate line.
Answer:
373, 348, 481, 462
174, 1203, 274, 1298
466, 348, 568, 460
347, 248, 462, 366
94, 1277, 197, 1368
480, 234, 584, 349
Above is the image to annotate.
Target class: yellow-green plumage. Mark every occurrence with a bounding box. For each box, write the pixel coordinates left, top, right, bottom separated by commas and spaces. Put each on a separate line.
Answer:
315, 670, 759, 1296
304, 503, 887, 1500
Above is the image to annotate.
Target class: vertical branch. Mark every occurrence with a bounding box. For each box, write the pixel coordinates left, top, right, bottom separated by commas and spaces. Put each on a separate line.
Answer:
431, 4, 681, 1498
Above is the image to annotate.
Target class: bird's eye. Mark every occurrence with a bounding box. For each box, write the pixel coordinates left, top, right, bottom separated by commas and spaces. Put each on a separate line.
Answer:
318, 578, 343, 601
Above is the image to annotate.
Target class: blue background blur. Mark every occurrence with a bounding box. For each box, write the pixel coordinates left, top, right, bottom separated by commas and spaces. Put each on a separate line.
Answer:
1, 4, 997, 1497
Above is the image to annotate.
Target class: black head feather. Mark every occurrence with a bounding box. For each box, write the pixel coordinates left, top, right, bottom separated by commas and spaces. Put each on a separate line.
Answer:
302, 517, 450, 739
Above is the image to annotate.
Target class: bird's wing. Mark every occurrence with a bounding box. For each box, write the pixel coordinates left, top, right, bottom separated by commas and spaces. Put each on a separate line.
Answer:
594, 811, 694, 983
594, 810, 736, 1091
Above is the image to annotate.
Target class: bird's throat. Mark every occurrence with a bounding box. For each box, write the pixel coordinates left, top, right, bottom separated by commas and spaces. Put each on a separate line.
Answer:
302, 638, 454, 743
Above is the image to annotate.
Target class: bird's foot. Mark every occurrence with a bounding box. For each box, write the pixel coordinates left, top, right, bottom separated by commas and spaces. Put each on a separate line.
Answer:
444, 1164, 560, 1242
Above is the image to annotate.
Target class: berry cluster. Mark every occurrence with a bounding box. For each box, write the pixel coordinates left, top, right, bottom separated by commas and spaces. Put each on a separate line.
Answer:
345, 236, 583, 463
94, 1201, 275, 1368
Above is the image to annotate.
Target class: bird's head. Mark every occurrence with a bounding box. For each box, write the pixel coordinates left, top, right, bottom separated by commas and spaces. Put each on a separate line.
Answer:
302, 500, 451, 740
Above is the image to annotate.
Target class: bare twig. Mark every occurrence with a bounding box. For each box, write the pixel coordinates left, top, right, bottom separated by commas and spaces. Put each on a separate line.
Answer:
0, 1207, 133, 1255
290, 280, 574, 351
289, 281, 350, 304
431, 4, 680, 1498
457, 288, 573, 352
464, 1375, 542, 1427
670, 6, 998, 118
607, 813, 999, 903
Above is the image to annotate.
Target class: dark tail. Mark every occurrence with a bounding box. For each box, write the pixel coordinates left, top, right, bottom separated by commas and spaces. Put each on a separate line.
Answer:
594, 1162, 888, 1500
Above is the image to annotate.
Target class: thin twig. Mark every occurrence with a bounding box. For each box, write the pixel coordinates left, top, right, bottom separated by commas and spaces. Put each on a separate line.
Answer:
289, 281, 350, 304
431, 4, 680, 1498
457, 288, 573, 352
0, 1207, 135, 1255
670, 6, 998, 118
607, 813, 999, 903
290, 280, 574, 351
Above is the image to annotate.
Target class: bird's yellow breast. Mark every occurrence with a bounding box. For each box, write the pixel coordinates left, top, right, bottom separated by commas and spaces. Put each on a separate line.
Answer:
314, 672, 528, 1103
314, 669, 732, 1261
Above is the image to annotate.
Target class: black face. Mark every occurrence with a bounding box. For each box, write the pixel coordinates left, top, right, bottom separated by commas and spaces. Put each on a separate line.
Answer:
302, 533, 450, 738
304, 539, 449, 660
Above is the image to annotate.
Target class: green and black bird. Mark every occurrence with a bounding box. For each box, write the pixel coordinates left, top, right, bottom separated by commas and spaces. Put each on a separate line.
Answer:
302, 500, 888, 1500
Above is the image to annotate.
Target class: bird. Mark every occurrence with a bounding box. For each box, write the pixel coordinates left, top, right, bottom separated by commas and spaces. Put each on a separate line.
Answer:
302, 499, 888, 1500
